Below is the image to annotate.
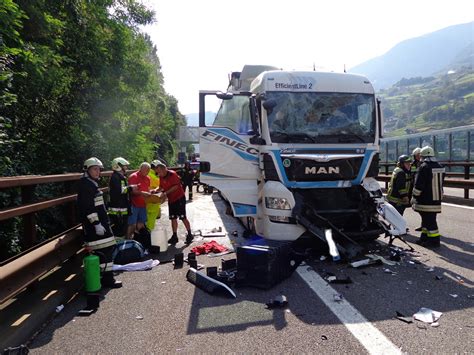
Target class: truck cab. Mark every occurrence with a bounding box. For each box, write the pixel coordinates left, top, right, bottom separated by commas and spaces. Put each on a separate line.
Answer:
199, 65, 403, 251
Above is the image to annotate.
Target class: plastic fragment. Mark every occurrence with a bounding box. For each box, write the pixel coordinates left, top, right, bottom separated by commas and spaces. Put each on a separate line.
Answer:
334, 294, 343, 302
55, 304, 64, 313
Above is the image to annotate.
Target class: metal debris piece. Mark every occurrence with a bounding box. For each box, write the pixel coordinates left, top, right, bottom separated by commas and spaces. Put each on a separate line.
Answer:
396, 311, 413, 324
413, 307, 442, 323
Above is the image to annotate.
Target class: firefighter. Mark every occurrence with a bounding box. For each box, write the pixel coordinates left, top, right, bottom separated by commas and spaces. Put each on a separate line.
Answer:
411, 147, 422, 172
410, 147, 423, 231
179, 161, 195, 201
411, 146, 445, 248
146, 160, 162, 231
386, 155, 412, 215
77, 157, 122, 288
108, 157, 134, 238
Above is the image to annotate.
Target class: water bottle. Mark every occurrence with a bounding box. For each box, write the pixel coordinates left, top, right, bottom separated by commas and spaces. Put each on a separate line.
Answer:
151, 227, 168, 253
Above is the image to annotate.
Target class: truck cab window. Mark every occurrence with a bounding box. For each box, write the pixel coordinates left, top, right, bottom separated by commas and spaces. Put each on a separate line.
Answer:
213, 96, 252, 134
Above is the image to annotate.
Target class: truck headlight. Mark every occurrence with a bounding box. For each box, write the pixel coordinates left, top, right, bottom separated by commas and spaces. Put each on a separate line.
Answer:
265, 197, 291, 210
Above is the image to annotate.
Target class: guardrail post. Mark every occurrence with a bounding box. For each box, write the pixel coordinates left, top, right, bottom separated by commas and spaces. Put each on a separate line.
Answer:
21, 185, 37, 249
464, 164, 470, 199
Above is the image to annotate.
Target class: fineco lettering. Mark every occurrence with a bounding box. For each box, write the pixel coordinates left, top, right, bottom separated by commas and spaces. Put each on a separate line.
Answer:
202, 130, 258, 155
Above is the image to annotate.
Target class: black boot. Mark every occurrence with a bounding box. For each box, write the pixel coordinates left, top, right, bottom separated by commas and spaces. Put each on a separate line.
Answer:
102, 272, 122, 289
424, 237, 441, 248
185, 232, 194, 245
416, 234, 428, 245
168, 233, 178, 244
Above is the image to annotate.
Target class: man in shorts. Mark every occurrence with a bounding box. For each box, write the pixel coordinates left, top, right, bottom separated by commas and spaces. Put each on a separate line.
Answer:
127, 162, 152, 238
155, 162, 193, 245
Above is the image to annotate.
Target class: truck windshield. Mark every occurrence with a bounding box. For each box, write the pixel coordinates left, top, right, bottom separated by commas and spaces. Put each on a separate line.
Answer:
267, 92, 376, 143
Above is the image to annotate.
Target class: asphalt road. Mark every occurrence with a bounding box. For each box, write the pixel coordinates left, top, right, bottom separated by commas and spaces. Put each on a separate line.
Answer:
27, 190, 474, 354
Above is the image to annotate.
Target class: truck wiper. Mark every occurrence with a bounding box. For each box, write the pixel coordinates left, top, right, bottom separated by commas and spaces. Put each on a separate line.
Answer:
338, 134, 368, 143
288, 132, 318, 143
270, 131, 290, 143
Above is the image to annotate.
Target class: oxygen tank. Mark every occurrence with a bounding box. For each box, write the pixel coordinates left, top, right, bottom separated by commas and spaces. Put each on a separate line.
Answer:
84, 253, 101, 292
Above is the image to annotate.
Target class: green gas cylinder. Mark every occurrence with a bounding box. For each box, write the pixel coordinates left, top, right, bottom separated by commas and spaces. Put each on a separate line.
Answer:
84, 253, 101, 292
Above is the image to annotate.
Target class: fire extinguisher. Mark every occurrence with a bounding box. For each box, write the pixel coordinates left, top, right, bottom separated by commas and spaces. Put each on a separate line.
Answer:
83, 253, 101, 293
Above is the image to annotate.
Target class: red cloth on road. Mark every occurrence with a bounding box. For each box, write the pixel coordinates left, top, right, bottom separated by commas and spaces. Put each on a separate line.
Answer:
190, 240, 228, 255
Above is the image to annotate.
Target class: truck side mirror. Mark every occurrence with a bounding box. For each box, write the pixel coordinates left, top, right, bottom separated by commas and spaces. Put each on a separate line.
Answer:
216, 92, 233, 100
262, 99, 277, 112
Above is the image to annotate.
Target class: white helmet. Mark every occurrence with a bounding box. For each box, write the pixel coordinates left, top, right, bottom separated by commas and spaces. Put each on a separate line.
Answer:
412, 147, 421, 156
420, 146, 435, 157
83, 157, 103, 170
112, 157, 130, 171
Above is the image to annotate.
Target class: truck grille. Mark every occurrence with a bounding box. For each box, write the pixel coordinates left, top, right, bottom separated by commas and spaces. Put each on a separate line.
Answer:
283, 157, 363, 181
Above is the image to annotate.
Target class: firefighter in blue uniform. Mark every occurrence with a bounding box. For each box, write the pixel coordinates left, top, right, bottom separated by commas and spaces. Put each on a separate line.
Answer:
411, 147, 445, 248
108, 157, 134, 237
77, 157, 122, 288
386, 155, 412, 215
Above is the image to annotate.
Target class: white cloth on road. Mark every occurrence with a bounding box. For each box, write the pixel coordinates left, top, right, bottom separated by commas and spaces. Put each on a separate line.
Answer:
113, 259, 160, 271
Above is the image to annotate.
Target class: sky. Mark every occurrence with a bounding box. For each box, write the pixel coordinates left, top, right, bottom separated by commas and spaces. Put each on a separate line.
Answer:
142, 0, 473, 115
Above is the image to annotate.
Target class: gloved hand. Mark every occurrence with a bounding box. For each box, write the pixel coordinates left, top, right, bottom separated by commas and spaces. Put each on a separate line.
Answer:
410, 197, 417, 205
94, 223, 106, 236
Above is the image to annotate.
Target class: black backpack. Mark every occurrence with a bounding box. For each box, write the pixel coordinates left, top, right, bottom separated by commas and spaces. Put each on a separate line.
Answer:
113, 240, 145, 265
134, 227, 152, 249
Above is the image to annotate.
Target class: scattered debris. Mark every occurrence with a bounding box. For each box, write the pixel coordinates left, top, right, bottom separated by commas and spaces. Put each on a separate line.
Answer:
407, 281, 413, 285
449, 294, 458, 298
136, 315, 143, 320
396, 311, 413, 324
425, 267, 435, 272
186, 267, 236, 298
266, 295, 288, 309
161, 281, 166, 284
413, 307, 442, 323
320, 255, 327, 261
232, 230, 238, 236
383, 268, 397, 275
350, 258, 382, 268
389, 248, 402, 262
327, 276, 352, 284
55, 304, 64, 313
435, 276, 443, 281
367, 254, 397, 266
321, 335, 328, 340
333, 294, 343, 302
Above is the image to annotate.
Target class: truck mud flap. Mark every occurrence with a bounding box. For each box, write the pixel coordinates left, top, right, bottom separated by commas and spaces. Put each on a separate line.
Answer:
292, 192, 363, 259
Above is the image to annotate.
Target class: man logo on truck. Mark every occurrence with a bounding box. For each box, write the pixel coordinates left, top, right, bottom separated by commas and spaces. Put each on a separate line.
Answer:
305, 166, 340, 174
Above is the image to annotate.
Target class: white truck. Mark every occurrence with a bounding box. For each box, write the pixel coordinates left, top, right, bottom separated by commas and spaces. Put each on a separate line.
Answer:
198, 65, 405, 258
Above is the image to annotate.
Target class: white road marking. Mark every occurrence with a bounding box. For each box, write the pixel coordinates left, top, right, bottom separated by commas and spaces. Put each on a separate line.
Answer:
442, 202, 474, 210
297, 266, 401, 355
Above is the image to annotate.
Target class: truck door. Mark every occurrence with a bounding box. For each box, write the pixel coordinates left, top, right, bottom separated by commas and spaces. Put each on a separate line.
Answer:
199, 91, 259, 217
